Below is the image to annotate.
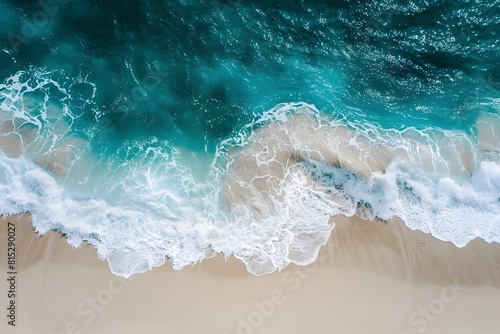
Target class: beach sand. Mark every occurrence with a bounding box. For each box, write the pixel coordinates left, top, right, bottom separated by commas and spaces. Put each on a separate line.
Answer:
1, 214, 499, 334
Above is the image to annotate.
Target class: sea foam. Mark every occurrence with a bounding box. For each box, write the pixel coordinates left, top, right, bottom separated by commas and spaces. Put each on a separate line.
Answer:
1, 72, 499, 277
219, 103, 500, 274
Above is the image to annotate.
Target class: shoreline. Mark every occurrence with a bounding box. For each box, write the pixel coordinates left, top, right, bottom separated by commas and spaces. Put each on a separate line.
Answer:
1, 213, 499, 333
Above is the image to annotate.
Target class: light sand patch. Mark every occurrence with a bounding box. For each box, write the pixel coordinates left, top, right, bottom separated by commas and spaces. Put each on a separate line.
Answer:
476, 114, 500, 162
0, 108, 94, 180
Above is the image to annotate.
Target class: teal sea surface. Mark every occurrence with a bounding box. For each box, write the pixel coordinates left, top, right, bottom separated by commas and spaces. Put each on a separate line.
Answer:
0, 0, 499, 276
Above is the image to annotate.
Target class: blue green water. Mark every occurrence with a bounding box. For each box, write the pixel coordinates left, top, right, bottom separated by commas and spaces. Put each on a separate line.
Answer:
0, 0, 499, 276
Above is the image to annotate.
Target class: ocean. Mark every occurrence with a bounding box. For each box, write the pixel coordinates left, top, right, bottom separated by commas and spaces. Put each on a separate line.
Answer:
0, 0, 499, 277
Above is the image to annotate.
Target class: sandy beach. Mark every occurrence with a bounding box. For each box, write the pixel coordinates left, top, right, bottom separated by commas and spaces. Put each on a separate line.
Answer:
1, 1, 500, 333
1, 213, 499, 334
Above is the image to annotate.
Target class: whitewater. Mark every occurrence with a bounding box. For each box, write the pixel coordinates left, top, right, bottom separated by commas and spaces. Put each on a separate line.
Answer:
0, 0, 499, 277
1, 72, 499, 276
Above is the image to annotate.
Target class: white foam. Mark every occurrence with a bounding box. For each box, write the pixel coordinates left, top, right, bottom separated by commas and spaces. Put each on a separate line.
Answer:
218, 103, 500, 273
1, 71, 499, 277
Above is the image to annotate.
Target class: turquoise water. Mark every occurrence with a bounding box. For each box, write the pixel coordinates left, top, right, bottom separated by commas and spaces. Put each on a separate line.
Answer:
0, 0, 499, 276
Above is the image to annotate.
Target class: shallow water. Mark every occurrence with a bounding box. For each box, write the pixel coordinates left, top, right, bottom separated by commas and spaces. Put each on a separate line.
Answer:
0, 0, 499, 276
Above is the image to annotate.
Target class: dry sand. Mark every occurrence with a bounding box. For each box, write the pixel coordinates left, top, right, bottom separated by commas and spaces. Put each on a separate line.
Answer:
1, 214, 500, 334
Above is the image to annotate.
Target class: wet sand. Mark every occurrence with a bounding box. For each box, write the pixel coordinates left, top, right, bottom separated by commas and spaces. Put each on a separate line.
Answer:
1, 214, 499, 334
